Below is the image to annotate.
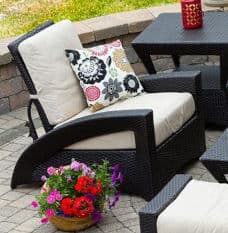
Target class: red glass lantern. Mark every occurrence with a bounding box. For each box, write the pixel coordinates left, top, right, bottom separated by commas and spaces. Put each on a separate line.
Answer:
181, 0, 203, 29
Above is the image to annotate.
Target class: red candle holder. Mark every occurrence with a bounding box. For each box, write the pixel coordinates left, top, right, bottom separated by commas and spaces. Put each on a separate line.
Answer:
181, 0, 203, 29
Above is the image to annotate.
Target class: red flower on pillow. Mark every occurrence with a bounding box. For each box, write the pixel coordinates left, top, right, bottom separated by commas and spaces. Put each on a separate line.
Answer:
73, 197, 94, 218
60, 197, 75, 216
85, 86, 100, 101
90, 45, 109, 56
74, 176, 94, 194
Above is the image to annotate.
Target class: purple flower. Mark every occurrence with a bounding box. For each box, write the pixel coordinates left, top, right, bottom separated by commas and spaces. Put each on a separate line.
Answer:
66, 175, 72, 183
41, 217, 48, 224
41, 175, 47, 182
89, 171, 95, 178
46, 208, 55, 217
70, 161, 80, 171
108, 191, 120, 209
85, 193, 96, 201
111, 173, 117, 187
47, 166, 55, 176
113, 164, 119, 173
47, 195, 55, 204
92, 210, 102, 222
81, 163, 91, 175
31, 201, 38, 208
118, 172, 124, 184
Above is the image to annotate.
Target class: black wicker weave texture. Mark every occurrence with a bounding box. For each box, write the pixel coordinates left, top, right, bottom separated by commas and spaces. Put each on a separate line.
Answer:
200, 129, 228, 183
139, 175, 192, 233
132, 12, 228, 126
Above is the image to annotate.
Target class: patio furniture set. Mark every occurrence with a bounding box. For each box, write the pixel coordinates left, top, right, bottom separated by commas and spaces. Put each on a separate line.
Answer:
7, 11, 228, 233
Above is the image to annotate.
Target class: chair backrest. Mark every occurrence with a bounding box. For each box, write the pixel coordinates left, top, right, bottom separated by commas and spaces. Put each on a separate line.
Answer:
8, 20, 87, 128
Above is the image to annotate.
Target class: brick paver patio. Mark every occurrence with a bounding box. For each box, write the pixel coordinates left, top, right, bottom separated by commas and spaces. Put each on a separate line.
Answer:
0, 106, 224, 233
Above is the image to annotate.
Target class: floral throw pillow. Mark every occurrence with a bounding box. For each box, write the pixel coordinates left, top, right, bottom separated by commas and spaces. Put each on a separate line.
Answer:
65, 40, 144, 111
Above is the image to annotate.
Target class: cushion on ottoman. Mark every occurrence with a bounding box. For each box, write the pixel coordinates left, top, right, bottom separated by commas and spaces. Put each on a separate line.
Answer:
157, 180, 228, 233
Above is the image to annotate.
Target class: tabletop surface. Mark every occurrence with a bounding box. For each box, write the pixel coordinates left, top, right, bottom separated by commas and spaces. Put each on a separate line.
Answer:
133, 12, 228, 46
200, 129, 228, 161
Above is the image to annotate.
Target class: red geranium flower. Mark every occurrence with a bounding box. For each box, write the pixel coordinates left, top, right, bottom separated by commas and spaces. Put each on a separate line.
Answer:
60, 197, 75, 216
74, 176, 94, 194
73, 197, 94, 218
91, 180, 102, 195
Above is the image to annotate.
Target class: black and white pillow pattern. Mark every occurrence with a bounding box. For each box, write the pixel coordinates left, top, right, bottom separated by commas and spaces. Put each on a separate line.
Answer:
66, 40, 144, 111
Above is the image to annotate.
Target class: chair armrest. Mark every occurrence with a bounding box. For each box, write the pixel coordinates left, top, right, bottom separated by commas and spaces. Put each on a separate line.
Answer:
12, 110, 156, 193
139, 175, 192, 233
140, 71, 202, 114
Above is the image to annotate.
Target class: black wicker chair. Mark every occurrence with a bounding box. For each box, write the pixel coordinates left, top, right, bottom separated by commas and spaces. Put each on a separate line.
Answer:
8, 21, 206, 201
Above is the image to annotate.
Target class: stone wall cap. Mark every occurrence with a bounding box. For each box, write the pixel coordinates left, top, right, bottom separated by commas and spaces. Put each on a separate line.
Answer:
2, 4, 204, 65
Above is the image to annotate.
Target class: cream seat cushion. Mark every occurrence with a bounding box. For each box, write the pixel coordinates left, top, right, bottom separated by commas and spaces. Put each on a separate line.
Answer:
56, 92, 195, 149
18, 20, 87, 125
157, 180, 228, 233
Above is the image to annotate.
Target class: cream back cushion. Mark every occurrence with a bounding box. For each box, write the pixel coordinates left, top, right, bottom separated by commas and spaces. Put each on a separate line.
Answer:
18, 20, 87, 125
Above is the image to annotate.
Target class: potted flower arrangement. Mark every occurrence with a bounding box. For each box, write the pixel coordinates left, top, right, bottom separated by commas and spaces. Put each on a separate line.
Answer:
31, 160, 123, 232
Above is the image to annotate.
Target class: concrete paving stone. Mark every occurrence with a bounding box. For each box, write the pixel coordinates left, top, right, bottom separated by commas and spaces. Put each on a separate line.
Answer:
131, 202, 145, 212
7, 209, 36, 224
115, 228, 132, 233
15, 217, 40, 232
0, 168, 13, 179
0, 221, 17, 232
0, 178, 6, 184
33, 223, 56, 233
184, 166, 207, 176
0, 199, 10, 207
0, 114, 14, 121
0, 118, 7, 126
200, 171, 217, 182
130, 196, 145, 203
13, 185, 37, 194
123, 218, 140, 227
0, 119, 25, 130
81, 226, 103, 233
114, 200, 131, 208
0, 149, 12, 159
98, 222, 123, 232
13, 136, 32, 145
129, 224, 141, 233
0, 205, 19, 217
9, 230, 28, 233
116, 212, 138, 222
112, 207, 135, 216
1, 190, 24, 201
0, 128, 4, 133
7, 107, 28, 120
0, 159, 14, 170
10, 194, 35, 208
0, 184, 10, 195
2, 142, 25, 152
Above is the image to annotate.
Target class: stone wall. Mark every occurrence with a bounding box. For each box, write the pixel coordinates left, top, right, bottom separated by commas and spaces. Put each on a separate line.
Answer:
0, 3, 221, 114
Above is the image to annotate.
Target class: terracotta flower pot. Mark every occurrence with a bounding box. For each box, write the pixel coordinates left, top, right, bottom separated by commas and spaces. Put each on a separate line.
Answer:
48, 215, 95, 232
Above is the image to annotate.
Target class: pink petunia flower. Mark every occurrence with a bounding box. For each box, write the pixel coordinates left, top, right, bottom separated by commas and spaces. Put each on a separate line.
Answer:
55, 193, 62, 201
45, 208, 55, 217
47, 166, 55, 176
47, 195, 55, 204
41, 175, 47, 182
50, 189, 58, 196
41, 217, 48, 224
31, 201, 38, 208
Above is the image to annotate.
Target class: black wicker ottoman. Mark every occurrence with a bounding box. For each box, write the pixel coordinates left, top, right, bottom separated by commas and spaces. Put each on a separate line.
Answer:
139, 174, 228, 233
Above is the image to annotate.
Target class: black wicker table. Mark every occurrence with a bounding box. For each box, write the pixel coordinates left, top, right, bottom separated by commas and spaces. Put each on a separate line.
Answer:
132, 12, 228, 126
200, 129, 228, 183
